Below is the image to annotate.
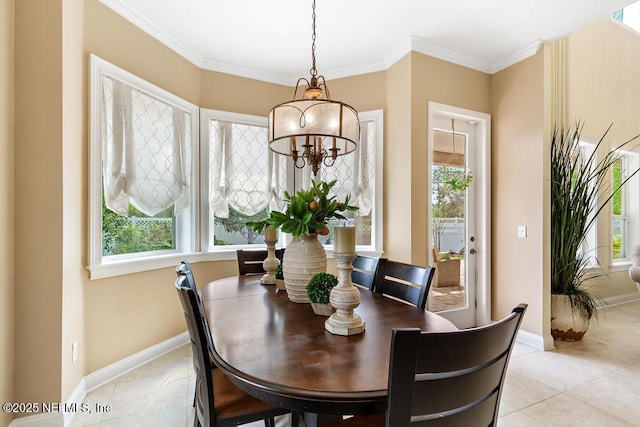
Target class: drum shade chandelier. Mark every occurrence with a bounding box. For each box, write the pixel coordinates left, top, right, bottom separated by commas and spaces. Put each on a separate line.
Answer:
268, 0, 360, 176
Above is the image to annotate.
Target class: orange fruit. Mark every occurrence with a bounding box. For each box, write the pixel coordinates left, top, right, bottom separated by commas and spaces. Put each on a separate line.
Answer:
309, 200, 318, 210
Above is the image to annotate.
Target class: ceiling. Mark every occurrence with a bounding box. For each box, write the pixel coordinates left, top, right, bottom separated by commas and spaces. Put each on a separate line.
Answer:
101, 0, 635, 85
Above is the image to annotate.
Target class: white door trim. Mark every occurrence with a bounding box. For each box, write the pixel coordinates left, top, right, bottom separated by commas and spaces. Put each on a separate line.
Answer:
428, 102, 491, 327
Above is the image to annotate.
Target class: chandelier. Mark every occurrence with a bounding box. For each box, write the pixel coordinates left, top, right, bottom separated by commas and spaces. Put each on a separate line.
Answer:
268, 0, 360, 176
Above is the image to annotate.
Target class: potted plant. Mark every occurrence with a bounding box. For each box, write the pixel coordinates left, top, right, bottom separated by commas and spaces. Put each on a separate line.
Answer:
248, 179, 357, 303
306, 272, 338, 316
274, 264, 286, 291
550, 122, 640, 340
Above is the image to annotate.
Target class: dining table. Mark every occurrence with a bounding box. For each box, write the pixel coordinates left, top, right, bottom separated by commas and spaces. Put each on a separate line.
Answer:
200, 274, 458, 424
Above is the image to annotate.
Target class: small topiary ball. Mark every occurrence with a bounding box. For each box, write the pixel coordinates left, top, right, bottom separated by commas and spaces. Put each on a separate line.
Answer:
306, 272, 339, 304
275, 263, 284, 280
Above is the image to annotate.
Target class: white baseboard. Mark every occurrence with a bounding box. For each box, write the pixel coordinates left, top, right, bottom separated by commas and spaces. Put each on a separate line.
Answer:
82, 331, 189, 393
9, 331, 189, 427
517, 329, 555, 351
600, 291, 640, 308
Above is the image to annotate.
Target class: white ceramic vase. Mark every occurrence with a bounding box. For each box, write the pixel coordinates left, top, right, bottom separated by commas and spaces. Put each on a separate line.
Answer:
550, 294, 590, 341
283, 233, 327, 303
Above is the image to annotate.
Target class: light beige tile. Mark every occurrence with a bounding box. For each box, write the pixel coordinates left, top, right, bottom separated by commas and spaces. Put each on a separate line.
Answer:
498, 411, 547, 426
564, 365, 640, 424
522, 393, 635, 426
500, 369, 561, 411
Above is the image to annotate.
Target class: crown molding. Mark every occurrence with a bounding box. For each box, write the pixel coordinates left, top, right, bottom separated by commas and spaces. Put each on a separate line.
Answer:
489, 40, 544, 74
100, 0, 203, 66
100, 0, 543, 85
410, 35, 493, 73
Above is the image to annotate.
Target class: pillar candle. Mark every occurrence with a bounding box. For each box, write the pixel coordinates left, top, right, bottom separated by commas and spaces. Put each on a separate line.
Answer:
264, 225, 277, 241
334, 226, 356, 253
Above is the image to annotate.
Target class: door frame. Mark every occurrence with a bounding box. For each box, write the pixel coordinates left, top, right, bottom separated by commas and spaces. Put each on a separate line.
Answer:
427, 102, 491, 327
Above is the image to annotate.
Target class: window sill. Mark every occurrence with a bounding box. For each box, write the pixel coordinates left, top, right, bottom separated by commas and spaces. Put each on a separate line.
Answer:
609, 262, 632, 273
87, 251, 238, 280
88, 247, 385, 280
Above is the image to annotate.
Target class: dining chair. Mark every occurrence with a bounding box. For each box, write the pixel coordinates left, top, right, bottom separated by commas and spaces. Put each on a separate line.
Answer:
372, 259, 435, 309
351, 255, 384, 291
236, 248, 285, 275
323, 303, 527, 427
175, 272, 295, 427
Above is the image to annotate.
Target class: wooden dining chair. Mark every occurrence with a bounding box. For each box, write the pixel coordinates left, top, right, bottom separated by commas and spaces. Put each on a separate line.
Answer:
175, 271, 295, 427
351, 255, 384, 291
372, 259, 435, 309
236, 248, 285, 275
323, 304, 527, 427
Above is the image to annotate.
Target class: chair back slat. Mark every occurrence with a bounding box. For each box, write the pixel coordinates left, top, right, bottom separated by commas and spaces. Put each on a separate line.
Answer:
386, 304, 527, 427
374, 259, 435, 309
351, 255, 383, 290
237, 249, 285, 275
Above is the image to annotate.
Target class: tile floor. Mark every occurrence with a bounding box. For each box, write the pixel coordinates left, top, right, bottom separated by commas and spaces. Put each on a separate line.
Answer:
70, 299, 640, 426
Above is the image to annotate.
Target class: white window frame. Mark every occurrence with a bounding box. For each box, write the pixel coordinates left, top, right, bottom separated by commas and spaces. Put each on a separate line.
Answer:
87, 55, 199, 279
88, 57, 384, 277
578, 140, 598, 269
610, 148, 640, 269
200, 109, 384, 257
199, 109, 274, 253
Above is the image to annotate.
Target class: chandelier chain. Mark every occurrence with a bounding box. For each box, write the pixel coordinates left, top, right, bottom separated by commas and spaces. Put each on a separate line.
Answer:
310, 0, 317, 78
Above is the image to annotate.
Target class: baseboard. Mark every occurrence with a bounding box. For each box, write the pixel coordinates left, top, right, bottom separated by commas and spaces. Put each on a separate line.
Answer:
516, 329, 554, 351
9, 331, 189, 427
82, 331, 189, 393
599, 291, 640, 308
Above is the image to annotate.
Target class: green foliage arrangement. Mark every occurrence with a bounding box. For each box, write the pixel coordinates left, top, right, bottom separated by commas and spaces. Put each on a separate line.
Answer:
247, 180, 358, 239
102, 197, 173, 255
275, 263, 284, 280
306, 272, 338, 304
551, 122, 640, 320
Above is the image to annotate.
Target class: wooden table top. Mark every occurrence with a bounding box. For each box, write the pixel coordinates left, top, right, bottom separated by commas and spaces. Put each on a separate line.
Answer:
201, 275, 458, 415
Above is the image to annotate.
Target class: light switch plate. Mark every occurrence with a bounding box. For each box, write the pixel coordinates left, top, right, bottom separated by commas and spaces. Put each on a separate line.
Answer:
517, 225, 527, 238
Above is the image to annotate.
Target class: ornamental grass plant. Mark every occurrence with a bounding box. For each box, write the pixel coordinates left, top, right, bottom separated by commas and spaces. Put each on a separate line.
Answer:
551, 122, 640, 320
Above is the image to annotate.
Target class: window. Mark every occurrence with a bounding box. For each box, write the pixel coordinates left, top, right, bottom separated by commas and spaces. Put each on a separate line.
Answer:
89, 56, 383, 278
611, 148, 640, 265
201, 109, 384, 255
200, 109, 286, 250
613, 1, 640, 34
317, 110, 383, 254
89, 55, 198, 278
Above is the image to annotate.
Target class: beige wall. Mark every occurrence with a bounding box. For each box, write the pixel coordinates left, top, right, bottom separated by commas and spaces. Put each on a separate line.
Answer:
490, 50, 546, 336
0, 0, 15, 424
15, 0, 64, 406
410, 53, 491, 266
384, 55, 413, 262
61, 0, 86, 399
566, 18, 640, 299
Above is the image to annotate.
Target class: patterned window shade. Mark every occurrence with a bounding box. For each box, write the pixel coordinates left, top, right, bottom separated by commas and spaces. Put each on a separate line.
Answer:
209, 120, 275, 217
102, 77, 191, 217
321, 120, 375, 215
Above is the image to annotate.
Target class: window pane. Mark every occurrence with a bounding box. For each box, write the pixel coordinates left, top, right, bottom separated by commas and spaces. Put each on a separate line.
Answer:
102, 196, 176, 256
213, 206, 269, 245
612, 217, 626, 259
208, 118, 279, 248
612, 158, 623, 216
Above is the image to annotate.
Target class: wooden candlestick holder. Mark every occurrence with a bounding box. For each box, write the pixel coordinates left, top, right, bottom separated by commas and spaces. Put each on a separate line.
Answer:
325, 252, 365, 336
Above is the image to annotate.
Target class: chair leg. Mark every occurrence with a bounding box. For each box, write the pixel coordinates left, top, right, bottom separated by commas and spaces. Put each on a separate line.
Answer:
290, 412, 300, 427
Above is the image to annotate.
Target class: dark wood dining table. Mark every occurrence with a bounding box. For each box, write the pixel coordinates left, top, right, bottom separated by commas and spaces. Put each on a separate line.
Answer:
200, 275, 458, 421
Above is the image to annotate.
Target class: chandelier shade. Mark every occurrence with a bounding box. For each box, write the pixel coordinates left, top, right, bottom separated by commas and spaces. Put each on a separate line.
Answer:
268, 98, 359, 161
